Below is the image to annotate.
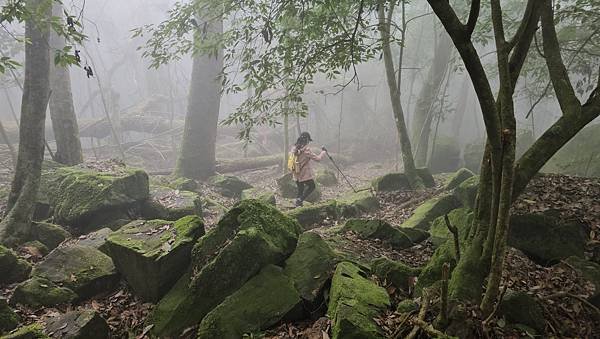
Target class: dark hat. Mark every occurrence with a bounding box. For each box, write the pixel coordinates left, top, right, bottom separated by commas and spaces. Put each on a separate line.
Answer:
300, 132, 313, 142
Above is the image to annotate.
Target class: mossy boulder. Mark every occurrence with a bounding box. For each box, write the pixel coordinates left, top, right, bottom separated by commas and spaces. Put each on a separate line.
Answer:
396, 299, 418, 313
45, 309, 109, 339
168, 177, 197, 191
241, 188, 276, 206
0, 299, 18, 334
75, 228, 112, 254
32, 245, 118, 300
429, 137, 461, 174
106, 216, 204, 302
148, 200, 302, 337
38, 165, 149, 234
508, 213, 586, 266
141, 186, 202, 221
452, 176, 479, 209
10, 277, 77, 308
416, 168, 436, 188
276, 173, 321, 202
283, 232, 337, 303
400, 194, 461, 230
544, 122, 600, 177
209, 175, 252, 198
29, 222, 70, 251
444, 168, 475, 191
328, 262, 390, 339
316, 169, 338, 186
197, 265, 301, 339
429, 208, 474, 247
337, 190, 380, 218
0, 324, 48, 339
498, 290, 545, 333
415, 241, 457, 294
371, 257, 420, 291
371, 173, 410, 192
18, 242, 48, 259
463, 141, 484, 174
342, 219, 428, 250
287, 200, 338, 228
564, 256, 600, 307
0, 245, 32, 286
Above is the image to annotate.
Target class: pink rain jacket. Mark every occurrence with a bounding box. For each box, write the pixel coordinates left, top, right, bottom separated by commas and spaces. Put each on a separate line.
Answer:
291, 145, 326, 182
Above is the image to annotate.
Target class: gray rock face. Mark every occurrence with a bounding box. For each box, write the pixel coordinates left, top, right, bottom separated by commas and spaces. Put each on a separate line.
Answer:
45, 309, 109, 339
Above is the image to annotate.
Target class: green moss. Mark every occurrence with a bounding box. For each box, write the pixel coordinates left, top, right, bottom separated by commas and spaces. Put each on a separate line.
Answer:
149, 200, 302, 337
342, 219, 428, 250
316, 169, 338, 186
498, 290, 545, 333
328, 262, 390, 339
371, 257, 420, 291
444, 168, 475, 191
415, 241, 457, 295
197, 265, 301, 339
400, 194, 461, 230
371, 173, 410, 192
241, 188, 276, 206
0, 299, 19, 334
29, 223, 70, 251
337, 191, 380, 217
429, 208, 474, 247
416, 168, 436, 187
452, 175, 479, 209
283, 232, 338, 303
106, 216, 204, 301
276, 173, 321, 202
287, 200, 338, 228
396, 299, 418, 313
142, 186, 203, 221
0, 246, 32, 285
32, 245, 118, 300
0, 324, 47, 339
10, 277, 77, 308
209, 175, 253, 198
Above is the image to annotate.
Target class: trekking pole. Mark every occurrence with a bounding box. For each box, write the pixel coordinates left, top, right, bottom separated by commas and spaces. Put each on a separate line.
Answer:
323, 148, 371, 194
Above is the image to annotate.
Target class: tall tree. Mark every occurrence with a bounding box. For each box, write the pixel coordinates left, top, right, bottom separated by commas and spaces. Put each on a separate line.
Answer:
174, 15, 223, 180
0, 0, 51, 246
48, 3, 83, 165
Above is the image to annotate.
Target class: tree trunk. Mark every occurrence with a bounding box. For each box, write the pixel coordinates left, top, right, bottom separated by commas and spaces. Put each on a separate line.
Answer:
174, 17, 223, 180
412, 32, 453, 167
0, 0, 51, 246
48, 3, 83, 165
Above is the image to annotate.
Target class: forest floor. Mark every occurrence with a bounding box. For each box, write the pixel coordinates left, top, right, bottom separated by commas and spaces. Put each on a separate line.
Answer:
1, 160, 599, 338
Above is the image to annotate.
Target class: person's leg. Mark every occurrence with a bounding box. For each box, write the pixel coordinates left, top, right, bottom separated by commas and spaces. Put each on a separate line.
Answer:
296, 180, 305, 206
300, 180, 316, 201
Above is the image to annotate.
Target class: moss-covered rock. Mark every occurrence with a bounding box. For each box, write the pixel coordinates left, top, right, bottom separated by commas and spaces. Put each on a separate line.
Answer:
38, 165, 149, 234
283, 232, 337, 303
141, 186, 202, 221
508, 214, 586, 266
316, 169, 338, 186
544, 123, 600, 177
342, 219, 428, 250
429, 208, 474, 247
168, 177, 198, 191
371, 257, 420, 291
416, 168, 436, 188
241, 188, 276, 206
276, 173, 321, 202
444, 168, 475, 191
106, 216, 204, 302
75, 228, 112, 255
396, 299, 418, 313
45, 309, 109, 339
400, 194, 461, 230
32, 245, 118, 300
328, 262, 390, 339
371, 173, 410, 192
29, 222, 70, 251
0, 324, 48, 339
197, 265, 301, 339
498, 290, 545, 333
415, 241, 457, 295
287, 200, 338, 228
452, 176, 479, 209
10, 277, 77, 308
148, 200, 302, 337
0, 299, 18, 334
0, 245, 31, 286
18, 242, 48, 259
209, 175, 252, 198
337, 191, 380, 218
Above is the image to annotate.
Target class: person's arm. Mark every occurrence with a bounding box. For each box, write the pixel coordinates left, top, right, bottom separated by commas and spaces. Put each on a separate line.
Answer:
307, 148, 326, 161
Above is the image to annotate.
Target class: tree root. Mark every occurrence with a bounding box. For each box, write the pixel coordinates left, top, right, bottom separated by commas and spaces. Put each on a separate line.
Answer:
444, 214, 460, 261
406, 289, 431, 339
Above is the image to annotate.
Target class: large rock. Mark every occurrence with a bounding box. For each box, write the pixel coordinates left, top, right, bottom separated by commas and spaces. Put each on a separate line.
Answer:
452, 176, 479, 209
342, 219, 428, 250
400, 194, 461, 230
37, 164, 149, 233
45, 309, 109, 339
415, 241, 457, 294
209, 175, 252, 198
29, 222, 71, 251
276, 173, 321, 202
371, 170, 434, 192
75, 228, 112, 254
316, 169, 338, 186
241, 188, 276, 206
10, 277, 77, 308
444, 168, 475, 191
106, 216, 204, 301
0, 299, 18, 334
283, 232, 337, 304
337, 191, 380, 218
498, 290, 545, 333
0, 324, 48, 339
508, 213, 586, 266
429, 208, 474, 247
148, 200, 302, 337
416, 168, 436, 188
287, 200, 338, 228
564, 256, 600, 307
328, 262, 390, 339
0, 245, 31, 286
141, 186, 202, 221
371, 257, 420, 291
32, 245, 118, 300
197, 265, 301, 339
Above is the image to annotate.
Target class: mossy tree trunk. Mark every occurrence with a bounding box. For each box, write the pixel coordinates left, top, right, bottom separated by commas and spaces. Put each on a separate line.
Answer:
377, 0, 423, 189
48, 3, 83, 166
427, 0, 600, 321
0, 0, 51, 246
175, 16, 223, 180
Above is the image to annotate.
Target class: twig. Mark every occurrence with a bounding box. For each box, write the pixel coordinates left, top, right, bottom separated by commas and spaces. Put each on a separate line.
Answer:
440, 262, 450, 326
406, 288, 431, 339
392, 311, 416, 339
483, 285, 508, 324
413, 319, 453, 338
444, 214, 460, 261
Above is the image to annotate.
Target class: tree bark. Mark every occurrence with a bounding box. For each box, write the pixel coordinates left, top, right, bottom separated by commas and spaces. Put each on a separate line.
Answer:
48, 3, 83, 165
174, 16, 223, 180
0, 0, 51, 246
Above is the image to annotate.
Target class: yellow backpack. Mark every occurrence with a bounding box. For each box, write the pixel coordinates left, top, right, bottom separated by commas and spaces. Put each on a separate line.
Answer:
287, 152, 298, 173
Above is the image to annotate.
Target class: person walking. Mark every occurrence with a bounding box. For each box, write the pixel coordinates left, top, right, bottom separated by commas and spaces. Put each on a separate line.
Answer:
290, 132, 326, 207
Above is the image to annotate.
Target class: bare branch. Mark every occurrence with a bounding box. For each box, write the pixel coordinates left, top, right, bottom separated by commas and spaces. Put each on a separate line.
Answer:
508, 0, 541, 87
465, 0, 480, 38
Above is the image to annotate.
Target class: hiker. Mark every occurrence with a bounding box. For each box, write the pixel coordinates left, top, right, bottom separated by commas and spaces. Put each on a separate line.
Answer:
290, 132, 326, 207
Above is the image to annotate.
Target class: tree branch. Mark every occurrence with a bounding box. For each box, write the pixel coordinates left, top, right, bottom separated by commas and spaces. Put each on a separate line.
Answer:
465, 0, 480, 38
508, 0, 541, 87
